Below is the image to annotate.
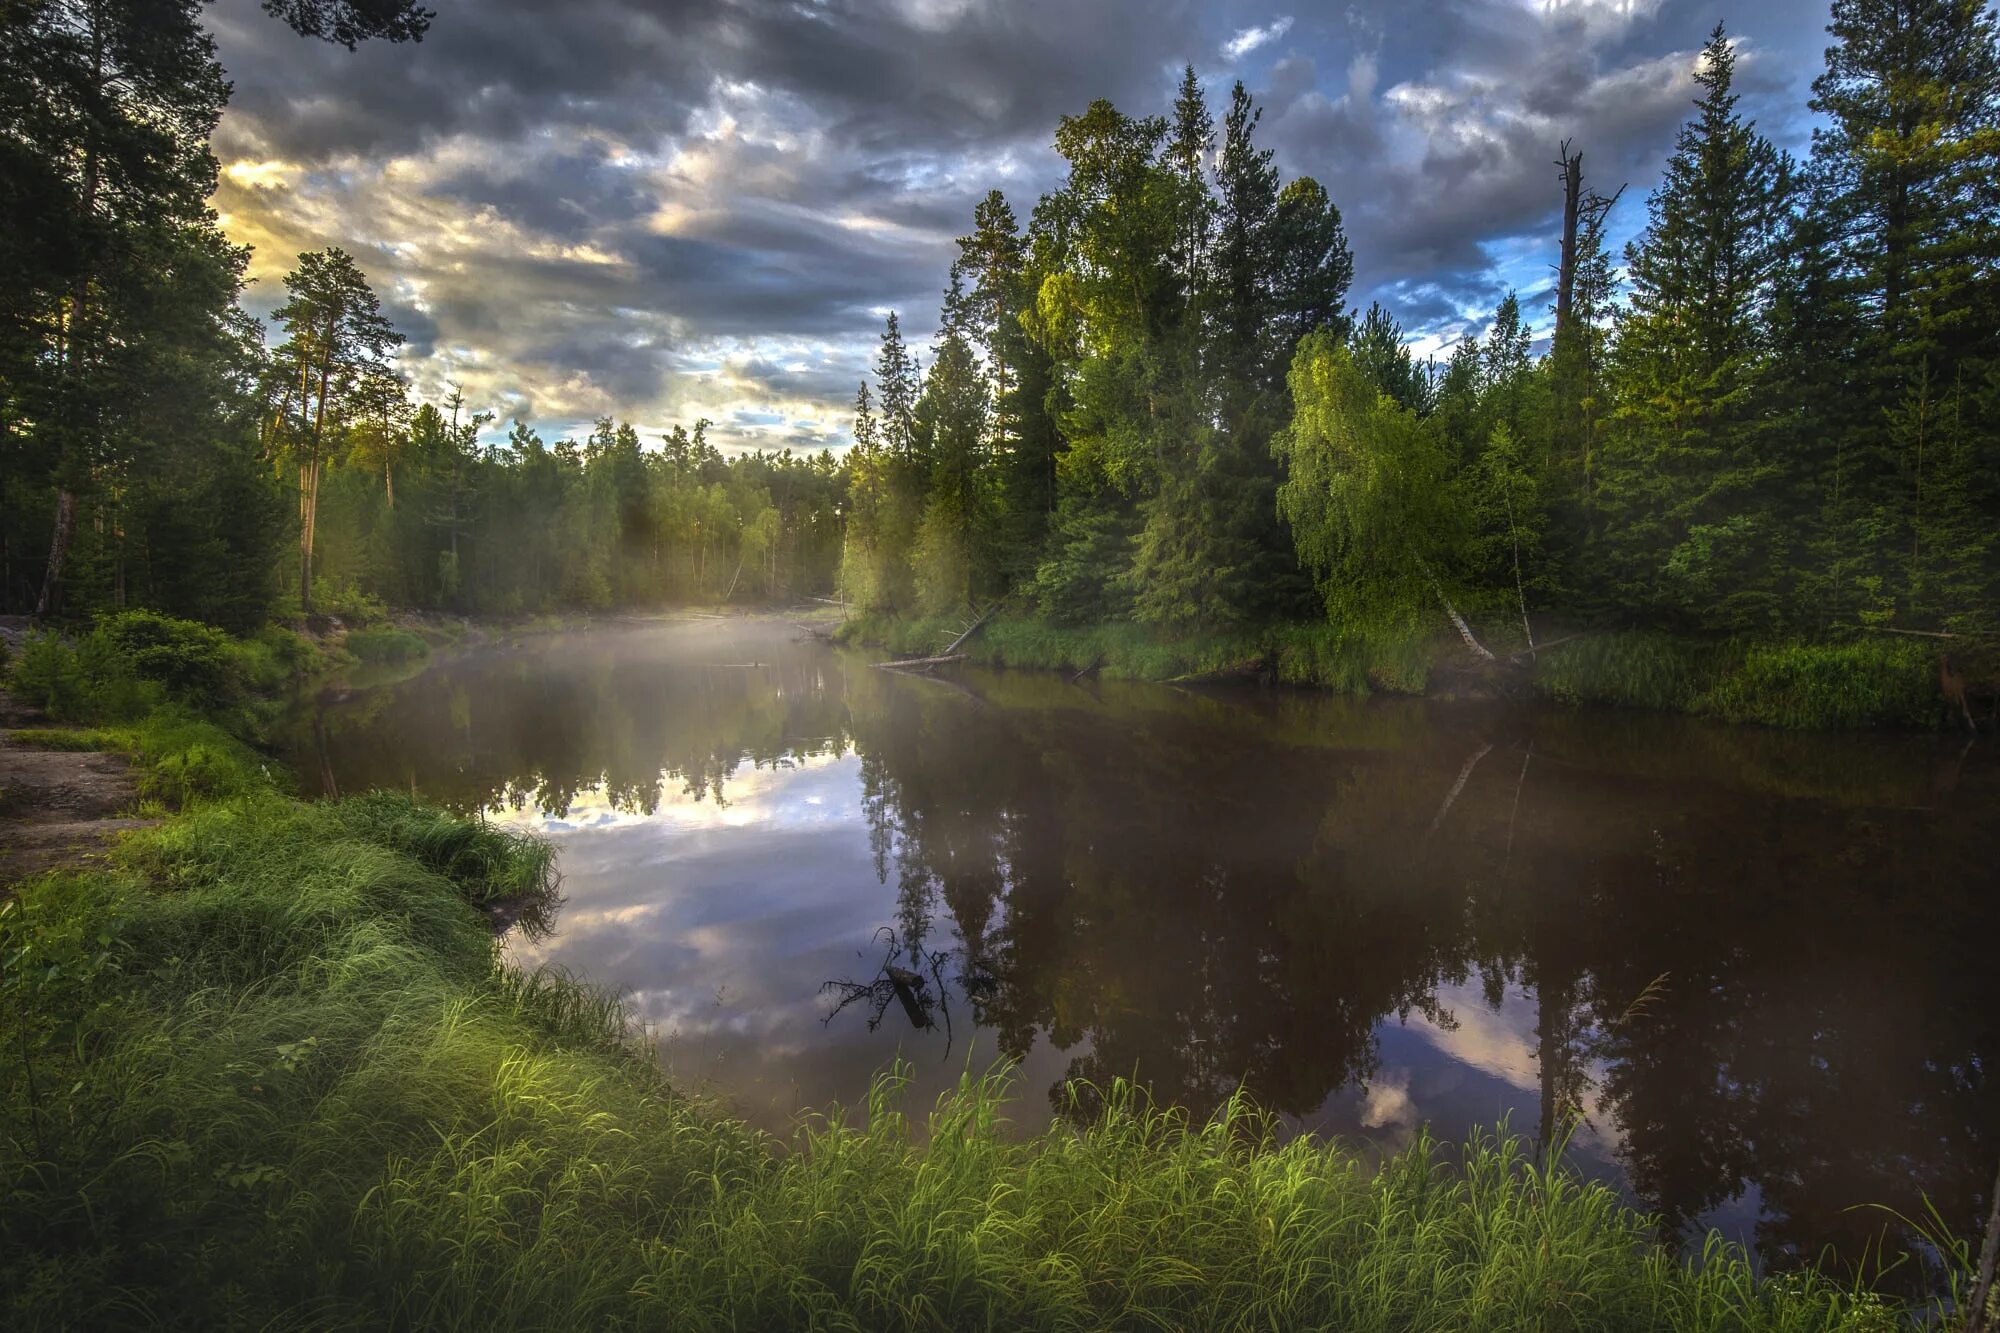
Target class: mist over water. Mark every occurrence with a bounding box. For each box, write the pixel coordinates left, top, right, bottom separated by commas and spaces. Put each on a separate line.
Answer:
289, 616, 2000, 1277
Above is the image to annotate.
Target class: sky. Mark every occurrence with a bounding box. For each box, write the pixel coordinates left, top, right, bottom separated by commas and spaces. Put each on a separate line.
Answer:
207, 0, 1839, 453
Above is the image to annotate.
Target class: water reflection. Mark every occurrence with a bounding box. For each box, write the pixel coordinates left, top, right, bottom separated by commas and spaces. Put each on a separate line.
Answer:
289, 617, 2000, 1281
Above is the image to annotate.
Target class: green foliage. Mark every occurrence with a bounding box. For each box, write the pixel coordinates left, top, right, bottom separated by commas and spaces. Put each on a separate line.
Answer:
8, 630, 156, 723
92, 611, 240, 712
1275, 334, 1471, 623
6, 613, 304, 727
344, 625, 430, 665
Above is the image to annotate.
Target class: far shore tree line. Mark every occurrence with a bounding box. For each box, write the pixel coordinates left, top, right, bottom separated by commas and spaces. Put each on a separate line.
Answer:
1, 0, 1995, 652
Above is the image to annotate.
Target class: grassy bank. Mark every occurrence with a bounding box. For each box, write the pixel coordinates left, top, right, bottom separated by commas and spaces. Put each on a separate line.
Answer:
840, 612, 1976, 730
1, 795, 1940, 1329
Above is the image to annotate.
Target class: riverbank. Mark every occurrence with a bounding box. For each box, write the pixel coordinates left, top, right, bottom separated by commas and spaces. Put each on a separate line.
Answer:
2, 795, 1939, 1328
0, 612, 1976, 1327
835, 610, 1990, 731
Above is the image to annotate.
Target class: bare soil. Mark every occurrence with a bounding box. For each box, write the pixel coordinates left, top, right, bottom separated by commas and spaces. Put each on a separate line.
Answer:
0, 687, 158, 884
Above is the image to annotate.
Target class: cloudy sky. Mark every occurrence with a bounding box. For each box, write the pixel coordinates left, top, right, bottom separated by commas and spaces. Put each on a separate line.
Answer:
208, 0, 1837, 453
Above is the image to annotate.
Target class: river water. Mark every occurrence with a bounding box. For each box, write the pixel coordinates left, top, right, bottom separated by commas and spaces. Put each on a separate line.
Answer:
287, 615, 1999, 1280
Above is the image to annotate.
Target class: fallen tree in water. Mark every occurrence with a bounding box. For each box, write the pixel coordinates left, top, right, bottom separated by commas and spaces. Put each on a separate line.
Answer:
874, 652, 967, 673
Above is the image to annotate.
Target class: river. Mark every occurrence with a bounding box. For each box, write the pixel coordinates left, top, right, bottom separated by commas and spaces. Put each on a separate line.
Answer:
286, 614, 2000, 1282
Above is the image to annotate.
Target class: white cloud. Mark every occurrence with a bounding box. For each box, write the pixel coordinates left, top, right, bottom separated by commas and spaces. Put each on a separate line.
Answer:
1224, 15, 1294, 61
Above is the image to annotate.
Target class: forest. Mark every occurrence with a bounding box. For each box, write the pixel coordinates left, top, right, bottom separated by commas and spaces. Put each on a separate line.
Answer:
3, 0, 1996, 684
6, 2, 2000, 1327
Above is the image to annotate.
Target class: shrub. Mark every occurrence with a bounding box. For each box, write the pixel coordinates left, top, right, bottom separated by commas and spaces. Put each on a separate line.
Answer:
7, 629, 155, 722
92, 610, 241, 712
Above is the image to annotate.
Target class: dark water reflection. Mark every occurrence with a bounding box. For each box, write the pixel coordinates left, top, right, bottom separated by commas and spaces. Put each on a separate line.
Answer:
288, 617, 2000, 1281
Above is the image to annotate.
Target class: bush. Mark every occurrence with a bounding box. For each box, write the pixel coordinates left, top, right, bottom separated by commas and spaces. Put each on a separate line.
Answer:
7, 629, 155, 722
344, 625, 430, 665
92, 610, 241, 712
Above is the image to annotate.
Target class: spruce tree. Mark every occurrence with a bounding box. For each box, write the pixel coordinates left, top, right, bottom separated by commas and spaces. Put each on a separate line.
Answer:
1599, 26, 1795, 630
1804, 0, 2000, 627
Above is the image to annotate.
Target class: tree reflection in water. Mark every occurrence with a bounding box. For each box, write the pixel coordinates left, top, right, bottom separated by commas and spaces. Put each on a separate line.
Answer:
291, 619, 2000, 1283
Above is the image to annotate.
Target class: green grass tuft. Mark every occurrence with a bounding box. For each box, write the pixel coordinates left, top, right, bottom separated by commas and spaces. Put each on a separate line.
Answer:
3, 727, 134, 752
345, 625, 432, 665
1693, 639, 1943, 730
1534, 631, 1735, 712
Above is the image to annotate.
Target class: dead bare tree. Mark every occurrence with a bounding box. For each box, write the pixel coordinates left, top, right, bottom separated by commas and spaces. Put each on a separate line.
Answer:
1555, 141, 1584, 342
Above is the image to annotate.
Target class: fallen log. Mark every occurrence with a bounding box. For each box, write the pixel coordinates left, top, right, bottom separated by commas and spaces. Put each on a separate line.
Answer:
875, 653, 967, 673
939, 602, 999, 657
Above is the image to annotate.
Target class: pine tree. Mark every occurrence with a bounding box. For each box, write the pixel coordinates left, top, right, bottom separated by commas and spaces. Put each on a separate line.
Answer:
269, 248, 404, 614
874, 311, 921, 464
954, 190, 1059, 581
1351, 303, 1429, 414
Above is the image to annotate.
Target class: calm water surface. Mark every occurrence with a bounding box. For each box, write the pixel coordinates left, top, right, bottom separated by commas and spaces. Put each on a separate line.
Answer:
288, 616, 2000, 1279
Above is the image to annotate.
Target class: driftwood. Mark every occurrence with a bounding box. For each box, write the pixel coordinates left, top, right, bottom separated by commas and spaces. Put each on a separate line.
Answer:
875, 653, 966, 673
1070, 652, 1105, 684
793, 621, 834, 641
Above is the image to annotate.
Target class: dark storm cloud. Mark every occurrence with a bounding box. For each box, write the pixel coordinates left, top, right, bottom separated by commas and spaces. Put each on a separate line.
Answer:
208, 0, 1840, 445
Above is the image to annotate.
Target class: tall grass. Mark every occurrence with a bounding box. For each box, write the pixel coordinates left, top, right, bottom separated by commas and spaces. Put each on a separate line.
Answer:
1534, 631, 1734, 713
1694, 639, 1942, 730
1532, 634, 1949, 730
843, 612, 1439, 693
0, 790, 1934, 1329
345, 625, 431, 665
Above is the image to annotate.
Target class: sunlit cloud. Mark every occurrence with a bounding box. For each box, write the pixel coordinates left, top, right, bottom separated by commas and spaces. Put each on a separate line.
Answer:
1223, 15, 1292, 60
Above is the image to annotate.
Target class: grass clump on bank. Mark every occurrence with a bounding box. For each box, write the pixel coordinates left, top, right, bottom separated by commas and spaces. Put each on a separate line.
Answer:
345, 624, 431, 665
839, 611, 1441, 692
1, 791, 1941, 1329
843, 612, 1970, 730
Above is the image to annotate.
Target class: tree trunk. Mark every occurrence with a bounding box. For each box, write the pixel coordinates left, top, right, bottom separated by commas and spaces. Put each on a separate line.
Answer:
34, 489, 77, 618
1555, 143, 1582, 341
1969, 1152, 2000, 1333
39, 5, 104, 622
1417, 557, 1495, 660
300, 458, 320, 613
